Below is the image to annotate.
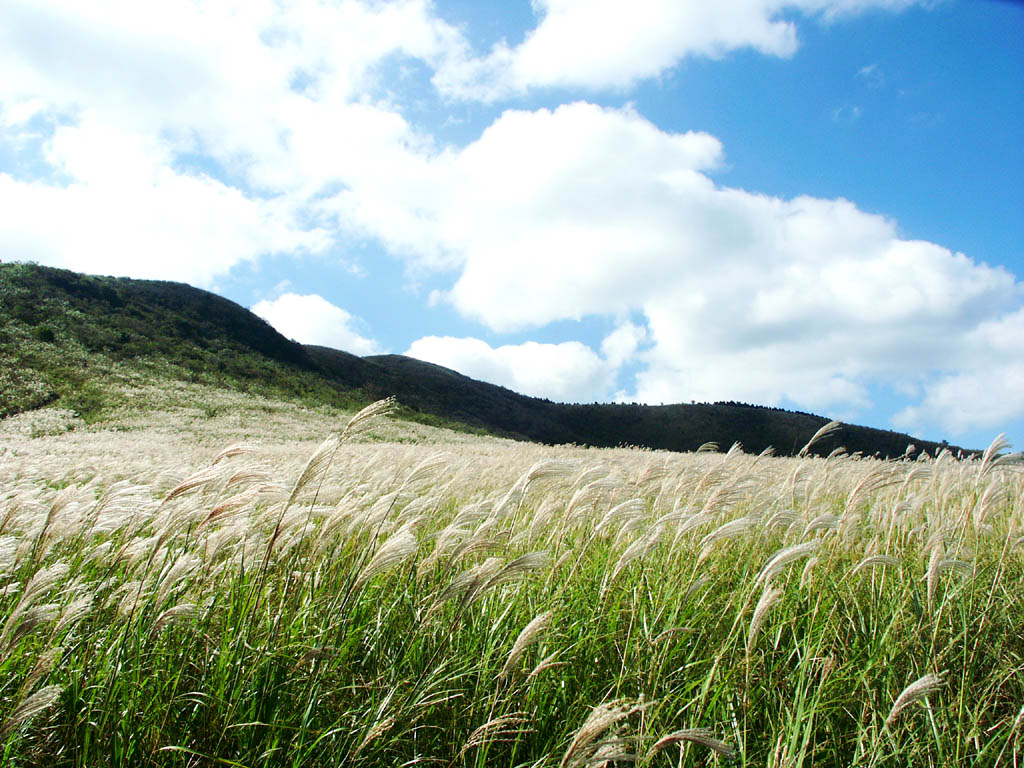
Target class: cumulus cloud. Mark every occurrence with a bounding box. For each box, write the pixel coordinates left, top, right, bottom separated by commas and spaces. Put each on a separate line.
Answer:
601, 322, 648, 368
435, 0, 923, 98
368, 102, 1021, 423
0, 114, 328, 285
892, 309, 1024, 436
251, 293, 381, 355
405, 335, 622, 402
0, 0, 462, 284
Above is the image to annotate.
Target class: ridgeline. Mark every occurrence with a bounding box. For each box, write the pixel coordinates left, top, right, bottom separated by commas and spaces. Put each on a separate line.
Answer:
0, 262, 968, 457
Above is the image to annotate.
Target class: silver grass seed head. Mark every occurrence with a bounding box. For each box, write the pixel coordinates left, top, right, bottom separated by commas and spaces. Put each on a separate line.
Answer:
527, 650, 568, 681
162, 464, 226, 504
0, 535, 18, 575
2, 603, 60, 653
800, 420, 843, 457
851, 554, 901, 576
288, 433, 342, 505
886, 672, 945, 725
699, 516, 755, 550
356, 530, 419, 589
560, 698, 651, 768
650, 728, 735, 757
747, 583, 784, 656
500, 610, 553, 680
19, 561, 70, 608
0, 684, 63, 739
756, 541, 820, 586
799, 557, 820, 589
609, 537, 649, 584
341, 397, 397, 441
459, 711, 533, 756
53, 594, 94, 637
804, 513, 840, 536
212, 441, 259, 465
479, 551, 550, 597
20, 646, 63, 695
151, 602, 202, 634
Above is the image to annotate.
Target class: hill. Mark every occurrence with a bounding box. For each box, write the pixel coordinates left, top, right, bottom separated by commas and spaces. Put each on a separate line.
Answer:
0, 261, 968, 457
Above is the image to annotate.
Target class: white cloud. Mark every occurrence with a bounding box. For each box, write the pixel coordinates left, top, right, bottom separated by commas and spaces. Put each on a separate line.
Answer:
892, 308, 1024, 436
0, 0, 938, 291
0, 113, 328, 285
893, 364, 1024, 439
435, 0, 923, 98
601, 322, 648, 368
0, 0, 464, 284
251, 293, 381, 355
363, 102, 1021, 423
405, 335, 620, 402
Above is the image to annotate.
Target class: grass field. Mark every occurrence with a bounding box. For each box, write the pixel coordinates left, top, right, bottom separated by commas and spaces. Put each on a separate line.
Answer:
0, 398, 1021, 766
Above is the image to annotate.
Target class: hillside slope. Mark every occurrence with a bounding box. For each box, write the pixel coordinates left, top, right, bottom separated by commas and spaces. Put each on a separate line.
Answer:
0, 262, 967, 457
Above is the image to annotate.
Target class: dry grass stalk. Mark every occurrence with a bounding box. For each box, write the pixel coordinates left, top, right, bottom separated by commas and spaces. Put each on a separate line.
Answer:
457, 711, 533, 758
499, 610, 552, 680
650, 728, 735, 757
850, 554, 900, 576
755, 541, 819, 585
151, 602, 201, 634
340, 397, 397, 441
747, 582, 784, 656
355, 530, 419, 589
560, 698, 651, 768
0, 684, 62, 738
885, 672, 945, 726
799, 420, 842, 457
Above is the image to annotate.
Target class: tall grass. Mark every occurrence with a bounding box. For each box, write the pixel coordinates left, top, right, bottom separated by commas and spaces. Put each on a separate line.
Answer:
0, 405, 1021, 766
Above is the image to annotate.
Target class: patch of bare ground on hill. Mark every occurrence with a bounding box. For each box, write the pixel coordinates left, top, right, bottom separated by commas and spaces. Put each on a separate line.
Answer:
0, 397, 1021, 767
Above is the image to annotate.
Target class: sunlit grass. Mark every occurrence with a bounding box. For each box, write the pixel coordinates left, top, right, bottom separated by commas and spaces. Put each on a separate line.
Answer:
0, 402, 1021, 766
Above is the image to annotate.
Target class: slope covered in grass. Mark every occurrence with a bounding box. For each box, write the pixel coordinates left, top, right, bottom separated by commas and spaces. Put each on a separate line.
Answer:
0, 262, 970, 457
0, 402, 1019, 766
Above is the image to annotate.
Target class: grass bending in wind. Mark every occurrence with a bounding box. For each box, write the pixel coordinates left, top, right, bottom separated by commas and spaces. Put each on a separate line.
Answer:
0, 404, 1021, 767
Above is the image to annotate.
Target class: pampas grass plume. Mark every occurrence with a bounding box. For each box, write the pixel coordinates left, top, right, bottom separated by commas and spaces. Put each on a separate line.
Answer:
0, 684, 62, 738
650, 728, 735, 757
747, 582, 783, 656
499, 610, 552, 680
886, 672, 945, 725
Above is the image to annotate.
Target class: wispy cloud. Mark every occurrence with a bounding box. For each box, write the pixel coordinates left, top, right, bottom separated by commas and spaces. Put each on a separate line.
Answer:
831, 104, 863, 121
857, 63, 885, 88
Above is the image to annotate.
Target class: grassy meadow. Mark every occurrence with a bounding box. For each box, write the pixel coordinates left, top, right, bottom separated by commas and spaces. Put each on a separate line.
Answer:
0, 397, 1021, 767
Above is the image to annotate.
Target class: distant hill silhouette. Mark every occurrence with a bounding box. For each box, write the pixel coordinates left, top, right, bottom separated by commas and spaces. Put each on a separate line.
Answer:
0, 262, 970, 457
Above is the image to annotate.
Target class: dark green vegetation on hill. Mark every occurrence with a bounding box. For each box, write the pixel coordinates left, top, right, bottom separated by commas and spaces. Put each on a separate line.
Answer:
0, 262, 967, 456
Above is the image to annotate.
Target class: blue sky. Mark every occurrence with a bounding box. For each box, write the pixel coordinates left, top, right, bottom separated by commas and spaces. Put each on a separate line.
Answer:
1, 0, 1021, 451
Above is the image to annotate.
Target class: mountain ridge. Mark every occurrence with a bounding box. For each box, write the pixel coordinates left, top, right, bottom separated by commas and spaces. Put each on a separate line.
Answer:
0, 261, 971, 457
